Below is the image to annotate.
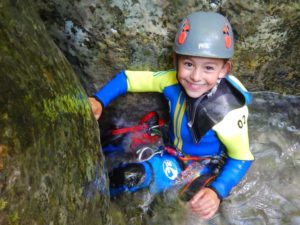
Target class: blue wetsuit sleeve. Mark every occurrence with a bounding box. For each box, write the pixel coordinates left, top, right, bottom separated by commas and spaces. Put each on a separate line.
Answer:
93, 70, 128, 107
209, 157, 253, 199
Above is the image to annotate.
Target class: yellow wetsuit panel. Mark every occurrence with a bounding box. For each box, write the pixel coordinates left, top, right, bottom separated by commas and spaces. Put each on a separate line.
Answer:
213, 105, 254, 160
125, 70, 178, 93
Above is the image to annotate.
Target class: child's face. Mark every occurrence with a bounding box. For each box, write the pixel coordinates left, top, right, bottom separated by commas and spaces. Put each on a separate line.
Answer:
177, 55, 229, 98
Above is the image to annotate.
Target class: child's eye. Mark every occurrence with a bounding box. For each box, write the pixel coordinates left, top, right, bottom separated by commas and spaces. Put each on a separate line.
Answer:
184, 62, 193, 67
205, 66, 215, 71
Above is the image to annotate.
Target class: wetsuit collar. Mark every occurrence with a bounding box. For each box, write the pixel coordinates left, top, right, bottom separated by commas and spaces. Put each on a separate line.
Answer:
187, 79, 221, 129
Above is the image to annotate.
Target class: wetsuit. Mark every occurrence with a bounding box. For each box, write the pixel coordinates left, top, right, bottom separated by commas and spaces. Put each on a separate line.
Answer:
95, 70, 254, 199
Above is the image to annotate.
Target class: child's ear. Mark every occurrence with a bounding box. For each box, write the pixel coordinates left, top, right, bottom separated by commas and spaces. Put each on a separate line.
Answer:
218, 60, 231, 78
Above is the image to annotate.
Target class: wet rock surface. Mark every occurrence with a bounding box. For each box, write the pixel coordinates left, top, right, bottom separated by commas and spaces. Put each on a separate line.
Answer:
0, 0, 109, 224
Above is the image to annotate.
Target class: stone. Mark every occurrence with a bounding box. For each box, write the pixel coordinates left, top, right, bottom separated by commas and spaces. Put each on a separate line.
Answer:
0, 0, 110, 224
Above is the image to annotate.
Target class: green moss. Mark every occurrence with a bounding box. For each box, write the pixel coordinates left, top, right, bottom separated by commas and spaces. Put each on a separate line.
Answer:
8, 211, 19, 225
0, 199, 8, 211
41, 92, 91, 122
0, 0, 109, 224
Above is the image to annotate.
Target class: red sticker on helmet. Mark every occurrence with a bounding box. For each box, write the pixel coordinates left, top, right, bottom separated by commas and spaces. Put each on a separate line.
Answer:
178, 19, 190, 45
178, 32, 187, 45
223, 25, 231, 49
224, 36, 231, 49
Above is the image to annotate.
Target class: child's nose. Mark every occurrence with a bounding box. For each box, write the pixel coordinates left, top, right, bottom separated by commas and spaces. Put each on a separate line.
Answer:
190, 70, 202, 82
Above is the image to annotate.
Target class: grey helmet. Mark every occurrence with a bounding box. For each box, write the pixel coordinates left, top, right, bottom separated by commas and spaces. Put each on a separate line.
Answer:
174, 12, 234, 59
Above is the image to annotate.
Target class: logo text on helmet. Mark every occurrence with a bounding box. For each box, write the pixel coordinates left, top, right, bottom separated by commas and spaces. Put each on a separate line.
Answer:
178, 19, 190, 45
198, 43, 209, 49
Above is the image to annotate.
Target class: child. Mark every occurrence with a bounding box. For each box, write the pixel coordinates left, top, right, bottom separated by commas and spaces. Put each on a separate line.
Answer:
89, 11, 254, 220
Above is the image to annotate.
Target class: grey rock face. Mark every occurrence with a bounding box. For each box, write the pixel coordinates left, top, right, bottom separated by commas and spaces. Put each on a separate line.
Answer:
35, 0, 300, 128
0, 0, 109, 224
36, 0, 299, 96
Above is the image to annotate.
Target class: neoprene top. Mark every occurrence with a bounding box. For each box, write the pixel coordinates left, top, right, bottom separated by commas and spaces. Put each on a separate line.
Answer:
95, 70, 254, 199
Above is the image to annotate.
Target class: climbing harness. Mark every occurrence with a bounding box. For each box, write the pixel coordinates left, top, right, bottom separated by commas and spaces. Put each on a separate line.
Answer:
102, 111, 225, 199
102, 111, 166, 153
136, 146, 163, 162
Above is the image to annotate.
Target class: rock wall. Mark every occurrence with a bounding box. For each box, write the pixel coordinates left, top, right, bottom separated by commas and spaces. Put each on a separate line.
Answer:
34, 0, 300, 129
0, 0, 109, 224
36, 0, 300, 96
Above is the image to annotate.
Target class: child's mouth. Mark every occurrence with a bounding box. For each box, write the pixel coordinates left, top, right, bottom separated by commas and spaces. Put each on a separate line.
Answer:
185, 80, 207, 91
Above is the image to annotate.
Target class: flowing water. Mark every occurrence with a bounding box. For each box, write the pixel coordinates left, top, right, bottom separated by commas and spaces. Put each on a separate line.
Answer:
210, 92, 300, 225
105, 92, 300, 225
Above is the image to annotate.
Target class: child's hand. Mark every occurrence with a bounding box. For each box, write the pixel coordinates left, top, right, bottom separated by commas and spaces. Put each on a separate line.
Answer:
88, 97, 103, 120
188, 187, 220, 220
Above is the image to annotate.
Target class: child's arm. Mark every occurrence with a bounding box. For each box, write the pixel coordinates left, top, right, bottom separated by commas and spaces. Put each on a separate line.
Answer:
94, 71, 128, 108
210, 104, 254, 199
208, 158, 253, 199
189, 103, 254, 220
188, 159, 252, 220
88, 97, 103, 120
188, 154, 253, 221
88, 70, 128, 120
189, 187, 220, 220
89, 70, 177, 119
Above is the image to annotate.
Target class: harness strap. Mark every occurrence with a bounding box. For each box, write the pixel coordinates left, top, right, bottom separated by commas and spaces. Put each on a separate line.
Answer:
110, 111, 165, 135
111, 124, 148, 135
164, 146, 211, 162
